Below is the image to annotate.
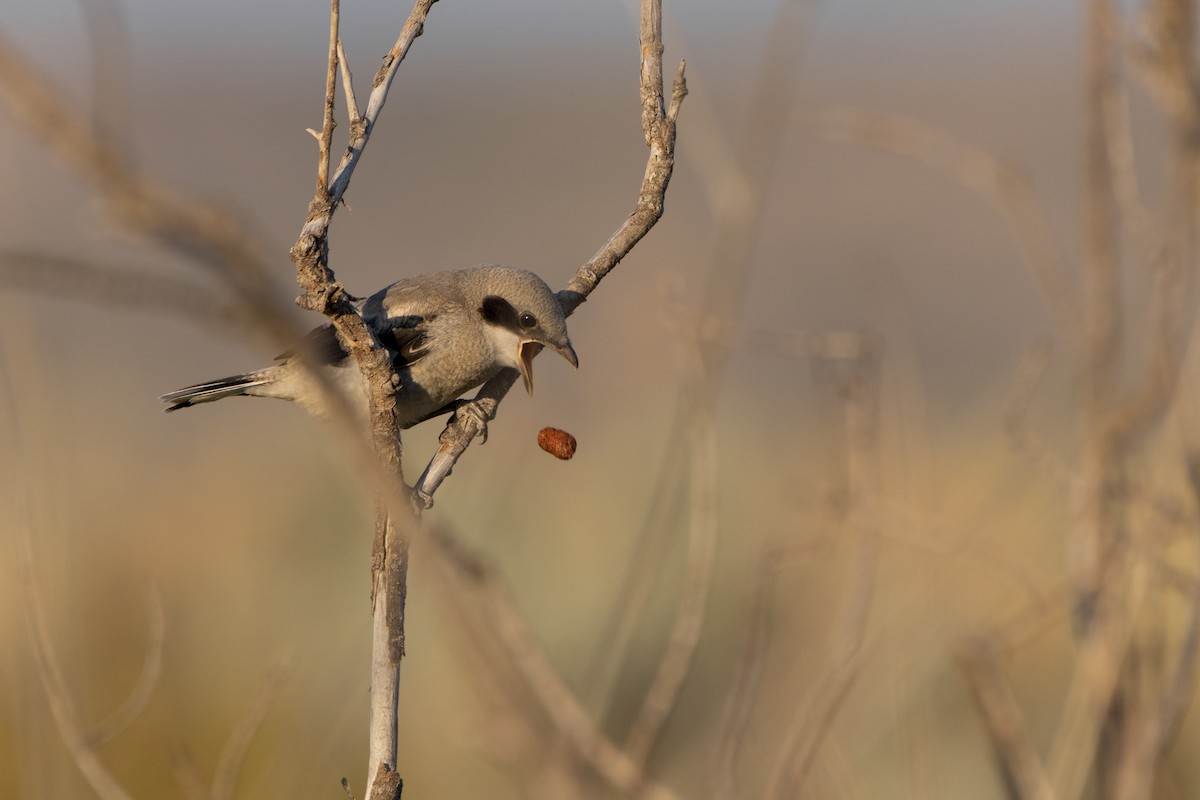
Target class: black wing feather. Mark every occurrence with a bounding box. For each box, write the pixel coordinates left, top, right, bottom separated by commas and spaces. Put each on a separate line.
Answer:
373, 314, 431, 371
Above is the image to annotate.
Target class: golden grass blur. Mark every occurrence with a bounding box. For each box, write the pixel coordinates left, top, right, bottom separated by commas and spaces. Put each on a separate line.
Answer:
3, 1, 1200, 799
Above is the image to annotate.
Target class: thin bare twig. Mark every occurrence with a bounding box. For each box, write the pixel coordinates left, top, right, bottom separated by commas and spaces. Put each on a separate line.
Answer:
324, 0, 439, 204
317, 0, 341, 193
337, 39, 361, 124
572, 0, 807, 729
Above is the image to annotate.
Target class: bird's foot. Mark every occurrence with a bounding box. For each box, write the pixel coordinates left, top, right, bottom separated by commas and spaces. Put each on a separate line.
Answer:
447, 397, 498, 444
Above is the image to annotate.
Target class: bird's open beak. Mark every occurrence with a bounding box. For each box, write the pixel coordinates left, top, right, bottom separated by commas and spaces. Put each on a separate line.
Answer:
518, 338, 579, 395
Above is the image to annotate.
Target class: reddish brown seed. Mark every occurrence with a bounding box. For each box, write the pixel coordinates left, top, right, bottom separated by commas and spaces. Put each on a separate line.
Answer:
538, 427, 577, 460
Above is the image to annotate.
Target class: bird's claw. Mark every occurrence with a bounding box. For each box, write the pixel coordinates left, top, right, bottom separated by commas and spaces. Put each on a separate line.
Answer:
449, 399, 493, 444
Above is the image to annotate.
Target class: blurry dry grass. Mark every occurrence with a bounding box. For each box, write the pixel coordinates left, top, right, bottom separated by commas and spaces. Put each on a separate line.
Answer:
4, 0, 1200, 799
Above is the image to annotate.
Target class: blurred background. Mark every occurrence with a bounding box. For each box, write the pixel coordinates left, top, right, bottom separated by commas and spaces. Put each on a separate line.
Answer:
3, 0, 1197, 798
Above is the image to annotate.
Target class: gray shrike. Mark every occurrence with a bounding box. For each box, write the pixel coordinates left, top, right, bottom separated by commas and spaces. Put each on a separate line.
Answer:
161, 265, 578, 427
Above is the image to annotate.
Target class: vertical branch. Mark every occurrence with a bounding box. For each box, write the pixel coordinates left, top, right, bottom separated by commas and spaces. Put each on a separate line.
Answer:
288, 3, 440, 796
316, 0, 341, 194
570, 0, 804, 727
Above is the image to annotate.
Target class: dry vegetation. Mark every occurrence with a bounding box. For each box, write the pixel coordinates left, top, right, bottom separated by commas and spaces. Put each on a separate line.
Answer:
3, 0, 1200, 798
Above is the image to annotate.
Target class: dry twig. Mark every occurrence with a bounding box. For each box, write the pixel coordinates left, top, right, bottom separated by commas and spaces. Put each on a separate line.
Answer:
574, 0, 807, 736
413, 0, 687, 503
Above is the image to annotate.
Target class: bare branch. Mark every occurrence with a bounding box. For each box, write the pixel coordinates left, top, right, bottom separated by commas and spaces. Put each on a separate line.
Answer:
414, 0, 686, 502
337, 39, 362, 124
568, 0, 810, 724
287, 3, 442, 794
367, 764, 403, 800
323, 0, 439, 204
317, 0, 341, 193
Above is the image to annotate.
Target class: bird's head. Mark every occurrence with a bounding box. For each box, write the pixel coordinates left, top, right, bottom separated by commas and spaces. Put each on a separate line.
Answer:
473, 266, 578, 394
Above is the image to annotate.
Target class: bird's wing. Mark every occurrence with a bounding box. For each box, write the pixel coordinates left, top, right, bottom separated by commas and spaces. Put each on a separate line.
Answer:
379, 319, 430, 369
362, 279, 460, 371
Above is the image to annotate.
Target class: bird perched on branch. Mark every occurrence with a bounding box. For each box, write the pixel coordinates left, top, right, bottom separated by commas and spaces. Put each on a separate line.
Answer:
161, 265, 578, 429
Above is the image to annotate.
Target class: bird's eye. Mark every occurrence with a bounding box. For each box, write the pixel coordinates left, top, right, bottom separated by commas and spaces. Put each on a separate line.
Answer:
519, 312, 537, 329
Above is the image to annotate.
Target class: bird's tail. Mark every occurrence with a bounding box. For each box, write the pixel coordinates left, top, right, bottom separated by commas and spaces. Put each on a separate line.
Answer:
160, 372, 273, 412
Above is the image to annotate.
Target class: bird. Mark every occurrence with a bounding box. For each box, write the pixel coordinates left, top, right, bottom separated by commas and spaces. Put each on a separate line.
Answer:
160, 265, 578, 429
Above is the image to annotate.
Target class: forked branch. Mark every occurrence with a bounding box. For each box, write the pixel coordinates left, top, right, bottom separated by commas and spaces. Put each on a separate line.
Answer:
414, 0, 687, 503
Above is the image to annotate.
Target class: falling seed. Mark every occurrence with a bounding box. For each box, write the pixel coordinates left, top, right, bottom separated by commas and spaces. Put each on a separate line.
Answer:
538, 427, 577, 460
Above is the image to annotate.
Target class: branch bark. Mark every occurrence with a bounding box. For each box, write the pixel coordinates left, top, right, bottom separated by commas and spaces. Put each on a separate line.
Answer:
287, 2, 439, 795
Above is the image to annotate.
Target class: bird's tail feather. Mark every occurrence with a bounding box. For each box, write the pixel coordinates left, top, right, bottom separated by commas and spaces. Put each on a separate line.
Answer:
160, 374, 272, 412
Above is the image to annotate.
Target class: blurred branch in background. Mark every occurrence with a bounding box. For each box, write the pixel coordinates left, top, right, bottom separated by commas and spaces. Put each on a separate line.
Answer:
576, 0, 816, 751
16, 522, 139, 800
765, 336, 882, 797
426, 522, 683, 800
816, 2, 1200, 796
169, 658, 289, 800
816, 108, 1079, 338
713, 548, 781, 800
0, 251, 242, 329
3, 345, 153, 800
